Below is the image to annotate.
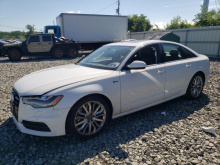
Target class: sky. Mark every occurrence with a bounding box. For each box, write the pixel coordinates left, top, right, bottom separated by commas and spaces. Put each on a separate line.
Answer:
0, 0, 219, 32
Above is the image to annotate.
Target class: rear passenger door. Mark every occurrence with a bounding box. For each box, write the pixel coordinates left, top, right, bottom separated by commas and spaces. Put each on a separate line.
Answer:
42, 35, 53, 52
160, 43, 190, 98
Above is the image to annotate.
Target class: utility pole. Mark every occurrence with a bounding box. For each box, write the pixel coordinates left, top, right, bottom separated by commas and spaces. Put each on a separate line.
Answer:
116, 0, 120, 16
202, 0, 209, 15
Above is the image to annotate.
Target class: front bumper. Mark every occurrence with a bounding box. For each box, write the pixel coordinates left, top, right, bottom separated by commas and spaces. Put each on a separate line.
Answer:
11, 98, 70, 137
1, 47, 7, 56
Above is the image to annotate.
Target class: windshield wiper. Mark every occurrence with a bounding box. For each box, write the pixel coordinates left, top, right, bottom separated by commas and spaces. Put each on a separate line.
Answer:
76, 55, 86, 64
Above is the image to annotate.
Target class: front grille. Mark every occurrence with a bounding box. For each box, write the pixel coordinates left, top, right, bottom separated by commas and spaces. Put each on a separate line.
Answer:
22, 120, 51, 132
10, 88, 20, 120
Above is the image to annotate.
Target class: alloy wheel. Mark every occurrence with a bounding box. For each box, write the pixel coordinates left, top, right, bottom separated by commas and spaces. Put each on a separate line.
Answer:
10, 51, 20, 60
54, 49, 64, 58
190, 76, 203, 98
74, 101, 106, 135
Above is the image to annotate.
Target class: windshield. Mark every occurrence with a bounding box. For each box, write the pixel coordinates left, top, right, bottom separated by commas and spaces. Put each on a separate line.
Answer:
77, 46, 135, 70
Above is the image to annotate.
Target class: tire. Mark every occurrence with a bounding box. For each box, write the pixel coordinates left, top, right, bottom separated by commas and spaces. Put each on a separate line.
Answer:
8, 49, 22, 61
52, 47, 64, 59
66, 96, 110, 139
185, 73, 204, 100
67, 47, 78, 58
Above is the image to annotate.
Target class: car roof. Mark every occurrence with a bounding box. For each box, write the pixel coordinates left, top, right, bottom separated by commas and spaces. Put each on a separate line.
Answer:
30, 33, 54, 36
106, 40, 180, 47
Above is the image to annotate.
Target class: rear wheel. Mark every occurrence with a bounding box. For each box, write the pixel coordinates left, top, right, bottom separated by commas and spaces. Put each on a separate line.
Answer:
67, 47, 78, 58
52, 47, 64, 59
66, 96, 110, 139
185, 73, 204, 99
8, 49, 22, 61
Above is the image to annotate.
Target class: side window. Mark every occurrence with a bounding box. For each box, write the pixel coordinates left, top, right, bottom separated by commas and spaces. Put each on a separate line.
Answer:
181, 47, 197, 58
161, 44, 185, 62
46, 28, 57, 34
130, 45, 158, 65
29, 36, 40, 42
42, 35, 52, 42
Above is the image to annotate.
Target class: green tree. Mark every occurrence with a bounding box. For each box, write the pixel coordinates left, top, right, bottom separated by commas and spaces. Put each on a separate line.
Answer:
26, 24, 35, 34
166, 16, 193, 30
0, 31, 26, 39
128, 14, 152, 32
194, 9, 220, 27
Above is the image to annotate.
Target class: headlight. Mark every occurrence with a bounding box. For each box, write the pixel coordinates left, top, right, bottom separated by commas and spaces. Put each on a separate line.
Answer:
22, 95, 63, 108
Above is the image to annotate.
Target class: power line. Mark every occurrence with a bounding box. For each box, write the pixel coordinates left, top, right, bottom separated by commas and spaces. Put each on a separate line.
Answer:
0, 24, 41, 32
0, 24, 26, 30
94, 1, 117, 14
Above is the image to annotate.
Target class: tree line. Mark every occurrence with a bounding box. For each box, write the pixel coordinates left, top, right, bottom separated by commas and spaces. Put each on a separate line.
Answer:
0, 25, 36, 39
129, 8, 220, 32
0, 8, 220, 39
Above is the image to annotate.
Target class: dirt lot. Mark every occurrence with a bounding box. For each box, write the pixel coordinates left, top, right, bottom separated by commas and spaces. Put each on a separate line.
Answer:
0, 55, 219, 165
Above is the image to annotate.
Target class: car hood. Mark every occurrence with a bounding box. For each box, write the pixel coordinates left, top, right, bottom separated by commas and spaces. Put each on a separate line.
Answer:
4, 42, 22, 47
14, 64, 113, 96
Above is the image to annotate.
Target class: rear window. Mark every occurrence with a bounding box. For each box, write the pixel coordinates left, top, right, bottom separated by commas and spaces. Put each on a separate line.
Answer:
161, 44, 185, 62
42, 35, 52, 42
181, 47, 197, 58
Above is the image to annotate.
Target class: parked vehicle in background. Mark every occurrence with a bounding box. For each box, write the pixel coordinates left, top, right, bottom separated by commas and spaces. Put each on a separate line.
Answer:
0, 40, 9, 46
0, 40, 9, 56
44, 13, 128, 50
1, 33, 78, 61
10, 40, 210, 138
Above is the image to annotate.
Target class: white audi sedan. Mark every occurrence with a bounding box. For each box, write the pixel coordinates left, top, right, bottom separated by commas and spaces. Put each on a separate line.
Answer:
10, 40, 210, 138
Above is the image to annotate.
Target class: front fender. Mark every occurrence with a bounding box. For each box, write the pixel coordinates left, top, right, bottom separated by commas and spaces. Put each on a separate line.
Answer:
5, 46, 24, 55
47, 73, 121, 116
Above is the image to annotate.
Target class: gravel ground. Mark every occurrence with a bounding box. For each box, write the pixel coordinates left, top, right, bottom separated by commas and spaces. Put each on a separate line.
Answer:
0, 54, 219, 165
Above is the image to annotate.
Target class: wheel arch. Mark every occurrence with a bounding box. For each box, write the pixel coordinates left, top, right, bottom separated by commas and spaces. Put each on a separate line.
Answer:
65, 93, 113, 134
184, 70, 206, 100
7, 46, 23, 55
50, 45, 59, 54
193, 71, 206, 86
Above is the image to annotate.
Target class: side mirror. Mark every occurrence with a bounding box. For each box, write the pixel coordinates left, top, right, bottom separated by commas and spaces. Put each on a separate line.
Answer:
127, 60, 146, 69
27, 40, 31, 44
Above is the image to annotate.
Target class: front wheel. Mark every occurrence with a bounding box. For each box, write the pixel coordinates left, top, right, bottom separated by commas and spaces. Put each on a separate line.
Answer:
66, 96, 110, 139
8, 49, 22, 61
185, 73, 204, 100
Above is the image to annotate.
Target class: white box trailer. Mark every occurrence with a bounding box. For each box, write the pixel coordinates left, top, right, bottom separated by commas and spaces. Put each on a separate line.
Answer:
56, 13, 128, 49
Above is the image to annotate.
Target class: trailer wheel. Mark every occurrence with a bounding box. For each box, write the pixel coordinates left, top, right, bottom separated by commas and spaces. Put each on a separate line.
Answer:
67, 48, 78, 58
8, 49, 22, 61
52, 47, 64, 59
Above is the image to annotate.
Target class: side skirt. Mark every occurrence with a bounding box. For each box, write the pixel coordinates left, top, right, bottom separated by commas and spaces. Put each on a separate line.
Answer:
112, 91, 186, 119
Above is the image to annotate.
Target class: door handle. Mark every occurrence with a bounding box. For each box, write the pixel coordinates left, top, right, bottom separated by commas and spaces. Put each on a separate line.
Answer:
157, 69, 165, 74
186, 64, 191, 68
37, 43, 41, 45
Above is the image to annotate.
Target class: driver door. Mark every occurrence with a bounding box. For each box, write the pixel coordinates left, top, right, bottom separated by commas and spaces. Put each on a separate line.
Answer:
120, 44, 166, 112
27, 35, 43, 53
